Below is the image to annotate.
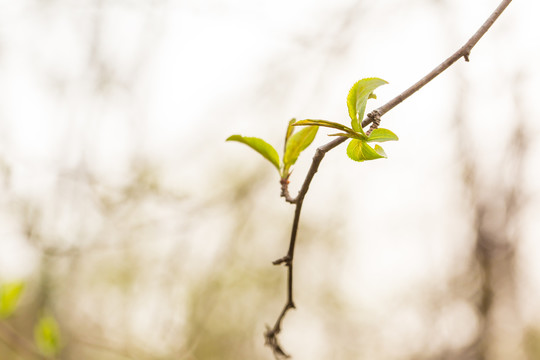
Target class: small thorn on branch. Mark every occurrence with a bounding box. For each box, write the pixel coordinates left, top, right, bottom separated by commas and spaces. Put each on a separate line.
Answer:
461, 47, 472, 62
273, 255, 291, 266
287, 301, 296, 310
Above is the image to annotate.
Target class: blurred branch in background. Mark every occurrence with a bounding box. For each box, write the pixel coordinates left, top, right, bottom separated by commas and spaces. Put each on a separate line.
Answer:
450, 71, 529, 359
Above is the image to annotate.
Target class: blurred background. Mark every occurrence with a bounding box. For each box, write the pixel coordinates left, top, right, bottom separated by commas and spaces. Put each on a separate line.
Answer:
0, 0, 539, 359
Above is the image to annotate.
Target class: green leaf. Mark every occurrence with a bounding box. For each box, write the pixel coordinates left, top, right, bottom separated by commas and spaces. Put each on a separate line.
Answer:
284, 118, 296, 151
34, 314, 62, 356
374, 144, 387, 157
293, 119, 363, 139
347, 78, 388, 133
0, 281, 25, 319
226, 135, 281, 172
346, 139, 387, 162
283, 126, 318, 173
367, 128, 399, 143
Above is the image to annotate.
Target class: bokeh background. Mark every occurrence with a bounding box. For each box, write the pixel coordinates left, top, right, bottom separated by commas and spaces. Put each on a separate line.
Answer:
1, 0, 539, 359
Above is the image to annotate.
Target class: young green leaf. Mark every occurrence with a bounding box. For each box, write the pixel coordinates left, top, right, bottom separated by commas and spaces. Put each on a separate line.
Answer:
283, 126, 318, 173
374, 144, 387, 157
346, 139, 387, 162
366, 128, 399, 143
226, 135, 281, 172
34, 314, 62, 356
347, 78, 388, 133
293, 119, 363, 139
0, 281, 25, 319
284, 118, 296, 152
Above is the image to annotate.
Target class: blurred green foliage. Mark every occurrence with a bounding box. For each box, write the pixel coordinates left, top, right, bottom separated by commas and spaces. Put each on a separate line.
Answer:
34, 314, 61, 357
0, 281, 25, 319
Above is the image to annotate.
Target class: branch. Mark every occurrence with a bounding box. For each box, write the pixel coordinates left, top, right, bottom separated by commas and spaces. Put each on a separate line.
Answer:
265, 0, 512, 357
265, 137, 347, 357
363, 0, 513, 126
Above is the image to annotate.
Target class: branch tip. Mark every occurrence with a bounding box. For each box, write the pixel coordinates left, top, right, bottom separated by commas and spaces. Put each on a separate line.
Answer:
264, 327, 291, 359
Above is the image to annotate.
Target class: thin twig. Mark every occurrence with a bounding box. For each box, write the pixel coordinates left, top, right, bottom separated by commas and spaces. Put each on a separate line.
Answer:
265, 0, 513, 357
363, 0, 513, 126
265, 138, 346, 357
